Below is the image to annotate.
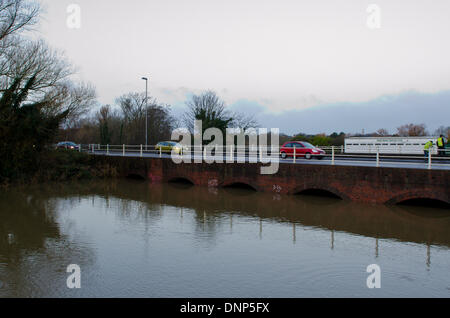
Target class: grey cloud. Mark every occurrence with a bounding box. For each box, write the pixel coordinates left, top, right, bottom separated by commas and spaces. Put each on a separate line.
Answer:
228, 90, 450, 135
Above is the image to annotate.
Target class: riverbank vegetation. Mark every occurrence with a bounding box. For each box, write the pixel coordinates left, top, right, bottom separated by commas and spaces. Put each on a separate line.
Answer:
0, 0, 96, 183
3, 149, 118, 186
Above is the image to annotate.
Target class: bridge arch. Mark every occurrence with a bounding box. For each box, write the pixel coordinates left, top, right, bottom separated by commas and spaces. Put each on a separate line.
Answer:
290, 185, 348, 200
386, 190, 450, 208
221, 179, 258, 191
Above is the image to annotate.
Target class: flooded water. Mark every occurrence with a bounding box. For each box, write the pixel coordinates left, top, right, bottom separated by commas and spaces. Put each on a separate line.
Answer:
0, 179, 449, 298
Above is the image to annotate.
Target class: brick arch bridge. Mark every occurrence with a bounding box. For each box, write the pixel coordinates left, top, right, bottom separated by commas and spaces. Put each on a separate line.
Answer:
98, 156, 450, 205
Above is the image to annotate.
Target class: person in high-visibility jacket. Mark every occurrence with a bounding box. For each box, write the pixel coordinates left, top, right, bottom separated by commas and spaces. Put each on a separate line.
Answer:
424, 140, 433, 160
437, 135, 446, 157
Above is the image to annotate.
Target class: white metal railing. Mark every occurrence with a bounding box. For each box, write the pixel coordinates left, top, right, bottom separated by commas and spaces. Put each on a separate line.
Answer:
76, 144, 450, 170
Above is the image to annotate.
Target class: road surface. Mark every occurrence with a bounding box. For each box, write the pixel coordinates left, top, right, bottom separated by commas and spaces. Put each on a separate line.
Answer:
88, 150, 450, 171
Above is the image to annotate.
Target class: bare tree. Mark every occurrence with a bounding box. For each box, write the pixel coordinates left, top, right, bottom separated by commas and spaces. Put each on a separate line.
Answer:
96, 105, 111, 144
0, 2, 94, 123
435, 126, 450, 139
0, 0, 40, 42
0, 1, 100, 180
116, 92, 175, 145
183, 90, 232, 134
1, 39, 73, 92
116, 92, 147, 123
0, 37, 97, 134
231, 111, 259, 131
182, 90, 259, 135
60, 82, 97, 127
376, 128, 389, 136
396, 123, 428, 137
147, 103, 175, 145
0, 0, 40, 77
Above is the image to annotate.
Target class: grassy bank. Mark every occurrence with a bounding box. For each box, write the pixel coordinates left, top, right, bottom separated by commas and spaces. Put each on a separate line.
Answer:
1, 150, 118, 187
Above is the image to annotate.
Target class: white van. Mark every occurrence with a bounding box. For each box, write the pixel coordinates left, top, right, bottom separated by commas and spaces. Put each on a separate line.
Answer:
344, 137, 438, 155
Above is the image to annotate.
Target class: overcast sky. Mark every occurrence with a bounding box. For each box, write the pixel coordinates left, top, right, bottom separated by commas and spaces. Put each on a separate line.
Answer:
37, 0, 450, 134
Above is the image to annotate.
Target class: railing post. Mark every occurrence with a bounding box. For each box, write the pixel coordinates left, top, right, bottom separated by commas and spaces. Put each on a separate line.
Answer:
107, 144, 109, 155
376, 151, 380, 168
159, 146, 162, 158
259, 145, 262, 163
428, 149, 432, 170
341, 145, 344, 154
230, 144, 234, 162
293, 146, 296, 163
140, 144, 143, 157
123, 144, 125, 157
203, 145, 207, 161
332, 146, 335, 165
92, 144, 94, 154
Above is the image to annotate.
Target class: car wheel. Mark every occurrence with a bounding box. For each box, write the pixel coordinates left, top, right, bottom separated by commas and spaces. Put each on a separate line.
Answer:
280, 152, 287, 159
305, 152, 312, 160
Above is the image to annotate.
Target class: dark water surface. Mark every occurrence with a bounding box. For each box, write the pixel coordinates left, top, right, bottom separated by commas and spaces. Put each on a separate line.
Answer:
0, 179, 449, 298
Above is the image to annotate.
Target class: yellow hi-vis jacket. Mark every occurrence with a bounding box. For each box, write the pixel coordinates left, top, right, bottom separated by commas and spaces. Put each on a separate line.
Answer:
437, 137, 445, 147
424, 141, 433, 150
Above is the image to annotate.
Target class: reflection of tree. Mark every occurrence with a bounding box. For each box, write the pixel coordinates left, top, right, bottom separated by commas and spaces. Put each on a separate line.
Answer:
0, 191, 59, 257
0, 188, 95, 297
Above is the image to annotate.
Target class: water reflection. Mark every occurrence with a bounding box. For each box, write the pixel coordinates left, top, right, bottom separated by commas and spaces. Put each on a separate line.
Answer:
0, 188, 95, 297
136, 181, 450, 248
11, 179, 449, 248
0, 179, 449, 297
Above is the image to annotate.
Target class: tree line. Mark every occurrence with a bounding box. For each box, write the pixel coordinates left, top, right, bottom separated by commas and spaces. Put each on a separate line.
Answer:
359, 124, 449, 139
286, 124, 450, 147
61, 92, 176, 146
60, 90, 258, 146
0, 0, 96, 181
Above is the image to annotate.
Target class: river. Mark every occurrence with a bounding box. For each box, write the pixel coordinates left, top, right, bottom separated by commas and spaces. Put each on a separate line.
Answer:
0, 179, 449, 297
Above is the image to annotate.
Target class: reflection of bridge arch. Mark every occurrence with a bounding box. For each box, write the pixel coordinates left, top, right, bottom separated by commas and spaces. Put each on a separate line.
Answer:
167, 176, 196, 185
290, 185, 348, 200
126, 173, 146, 180
386, 190, 450, 208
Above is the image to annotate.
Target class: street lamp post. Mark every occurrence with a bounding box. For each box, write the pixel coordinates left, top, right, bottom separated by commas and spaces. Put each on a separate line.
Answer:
141, 77, 148, 150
